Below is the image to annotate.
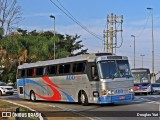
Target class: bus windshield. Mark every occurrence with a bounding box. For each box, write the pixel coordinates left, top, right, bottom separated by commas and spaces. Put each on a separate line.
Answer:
132, 72, 150, 83
98, 60, 132, 79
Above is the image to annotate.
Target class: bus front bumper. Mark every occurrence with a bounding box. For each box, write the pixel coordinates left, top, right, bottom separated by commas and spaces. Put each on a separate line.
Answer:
99, 94, 134, 104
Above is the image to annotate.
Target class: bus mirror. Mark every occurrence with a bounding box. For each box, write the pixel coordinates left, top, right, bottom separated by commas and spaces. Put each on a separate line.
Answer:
91, 66, 98, 80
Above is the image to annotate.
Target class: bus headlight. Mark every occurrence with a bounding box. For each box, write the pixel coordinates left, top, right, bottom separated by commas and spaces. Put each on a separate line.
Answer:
101, 90, 114, 95
129, 88, 134, 92
108, 90, 114, 95
108, 90, 111, 94
101, 90, 107, 95
111, 90, 115, 94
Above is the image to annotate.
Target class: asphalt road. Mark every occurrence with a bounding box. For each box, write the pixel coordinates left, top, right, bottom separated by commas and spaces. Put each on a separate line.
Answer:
0, 94, 160, 120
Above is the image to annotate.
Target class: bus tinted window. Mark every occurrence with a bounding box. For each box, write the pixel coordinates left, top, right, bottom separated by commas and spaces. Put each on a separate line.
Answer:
73, 62, 86, 73
36, 67, 44, 76
152, 84, 160, 87
59, 64, 70, 74
27, 68, 34, 77
19, 87, 23, 94
48, 65, 57, 75
21, 69, 25, 77
17, 69, 25, 78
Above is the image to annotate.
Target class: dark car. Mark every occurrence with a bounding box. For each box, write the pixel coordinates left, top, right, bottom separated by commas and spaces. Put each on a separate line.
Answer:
151, 83, 160, 94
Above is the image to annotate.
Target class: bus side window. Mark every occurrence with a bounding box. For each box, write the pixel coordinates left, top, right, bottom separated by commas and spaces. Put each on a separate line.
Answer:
21, 69, 25, 77
48, 65, 57, 75
59, 64, 70, 74
36, 67, 44, 76
91, 66, 98, 81
73, 62, 86, 73
27, 68, 35, 77
33, 68, 36, 76
17, 69, 25, 78
43, 67, 47, 75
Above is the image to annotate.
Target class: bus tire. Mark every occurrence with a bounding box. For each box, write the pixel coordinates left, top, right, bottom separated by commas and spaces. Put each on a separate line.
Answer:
0, 91, 2, 96
79, 91, 88, 106
30, 91, 36, 102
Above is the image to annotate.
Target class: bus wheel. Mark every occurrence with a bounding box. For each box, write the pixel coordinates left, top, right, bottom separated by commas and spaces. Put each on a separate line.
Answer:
30, 91, 36, 102
80, 92, 88, 106
0, 91, 2, 96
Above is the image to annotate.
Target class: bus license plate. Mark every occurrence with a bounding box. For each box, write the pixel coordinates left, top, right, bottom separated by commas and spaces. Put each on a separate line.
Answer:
119, 96, 125, 100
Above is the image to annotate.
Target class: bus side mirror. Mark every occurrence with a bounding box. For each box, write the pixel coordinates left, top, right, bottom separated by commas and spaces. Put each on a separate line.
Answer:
91, 66, 98, 80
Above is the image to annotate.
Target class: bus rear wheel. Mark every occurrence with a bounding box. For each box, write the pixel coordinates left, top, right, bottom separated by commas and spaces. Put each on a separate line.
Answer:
79, 92, 88, 106
30, 91, 36, 102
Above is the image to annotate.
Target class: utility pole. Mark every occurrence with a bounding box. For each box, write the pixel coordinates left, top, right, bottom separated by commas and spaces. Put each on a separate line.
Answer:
50, 15, 56, 59
147, 8, 155, 83
140, 54, 145, 68
131, 35, 136, 68
104, 13, 123, 54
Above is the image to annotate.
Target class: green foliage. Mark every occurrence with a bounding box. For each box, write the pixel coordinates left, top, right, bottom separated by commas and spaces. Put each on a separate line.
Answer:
0, 27, 4, 40
0, 29, 88, 83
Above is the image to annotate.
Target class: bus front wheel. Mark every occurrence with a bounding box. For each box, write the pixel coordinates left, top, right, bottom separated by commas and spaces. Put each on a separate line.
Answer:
79, 91, 88, 106
30, 91, 36, 102
0, 91, 2, 96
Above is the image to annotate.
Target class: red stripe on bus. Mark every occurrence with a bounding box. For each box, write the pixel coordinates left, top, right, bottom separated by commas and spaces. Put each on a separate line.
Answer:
35, 83, 61, 101
42, 76, 62, 89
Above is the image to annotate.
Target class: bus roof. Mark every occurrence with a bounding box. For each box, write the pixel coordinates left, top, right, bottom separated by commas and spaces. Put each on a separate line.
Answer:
18, 53, 128, 69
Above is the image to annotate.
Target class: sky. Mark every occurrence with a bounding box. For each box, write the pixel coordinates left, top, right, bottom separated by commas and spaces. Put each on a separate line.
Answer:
17, 0, 160, 76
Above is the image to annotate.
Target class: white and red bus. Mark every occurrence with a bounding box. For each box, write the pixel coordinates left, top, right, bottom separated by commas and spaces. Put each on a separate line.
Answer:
17, 53, 134, 105
131, 68, 151, 95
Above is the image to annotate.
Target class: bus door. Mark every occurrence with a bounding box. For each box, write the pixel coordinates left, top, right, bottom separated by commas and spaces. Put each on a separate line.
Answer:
90, 63, 100, 101
17, 69, 26, 99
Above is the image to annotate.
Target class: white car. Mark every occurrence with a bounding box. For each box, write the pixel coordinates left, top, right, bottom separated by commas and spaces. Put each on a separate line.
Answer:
151, 83, 160, 94
0, 82, 14, 96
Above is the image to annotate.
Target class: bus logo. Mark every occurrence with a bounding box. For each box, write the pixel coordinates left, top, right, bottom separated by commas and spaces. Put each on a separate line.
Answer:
66, 75, 75, 80
115, 89, 123, 94
2, 112, 12, 117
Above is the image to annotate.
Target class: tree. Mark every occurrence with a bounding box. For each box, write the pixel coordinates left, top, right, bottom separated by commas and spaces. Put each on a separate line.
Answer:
0, 29, 88, 83
64, 34, 88, 56
0, 0, 22, 35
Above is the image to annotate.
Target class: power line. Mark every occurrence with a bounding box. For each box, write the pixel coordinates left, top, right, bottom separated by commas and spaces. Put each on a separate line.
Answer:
49, 0, 103, 41
136, 12, 151, 37
56, 0, 103, 39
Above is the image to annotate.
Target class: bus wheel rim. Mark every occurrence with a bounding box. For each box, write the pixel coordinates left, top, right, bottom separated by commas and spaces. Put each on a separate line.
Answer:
31, 93, 34, 100
81, 94, 85, 103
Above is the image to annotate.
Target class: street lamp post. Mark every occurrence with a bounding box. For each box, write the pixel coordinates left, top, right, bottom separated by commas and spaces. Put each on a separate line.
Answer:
50, 15, 56, 59
131, 35, 136, 68
147, 8, 155, 82
140, 54, 145, 68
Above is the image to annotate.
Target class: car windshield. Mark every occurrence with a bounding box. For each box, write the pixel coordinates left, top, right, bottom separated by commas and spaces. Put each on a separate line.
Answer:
0, 82, 7, 86
152, 84, 160, 87
132, 72, 150, 83
98, 60, 132, 79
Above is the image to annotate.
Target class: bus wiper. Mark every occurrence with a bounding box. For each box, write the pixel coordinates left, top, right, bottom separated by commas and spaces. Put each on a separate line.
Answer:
109, 74, 115, 79
112, 75, 115, 80
125, 75, 131, 79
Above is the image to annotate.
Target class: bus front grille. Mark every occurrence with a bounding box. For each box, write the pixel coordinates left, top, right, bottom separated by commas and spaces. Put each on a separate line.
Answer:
107, 80, 133, 89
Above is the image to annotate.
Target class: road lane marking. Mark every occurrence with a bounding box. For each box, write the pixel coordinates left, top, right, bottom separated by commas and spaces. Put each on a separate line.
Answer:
159, 104, 160, 120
